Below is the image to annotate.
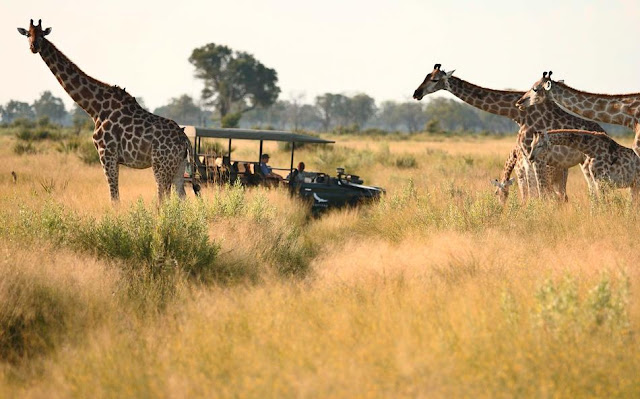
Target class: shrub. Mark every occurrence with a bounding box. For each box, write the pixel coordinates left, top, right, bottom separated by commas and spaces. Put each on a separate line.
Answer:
56, 137, 82, 154
153, 197, 219, 278
394, 154, 418, 169
221, 112, 242, 128
209, 181, 246, 218
77, 140, 100, 165
533, 274, 630, 337
11, 199, 222, 310
13, 141, 38, 155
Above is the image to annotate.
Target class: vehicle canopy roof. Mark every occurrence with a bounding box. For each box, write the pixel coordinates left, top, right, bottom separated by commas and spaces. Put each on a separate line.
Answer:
183, 126, 334, 144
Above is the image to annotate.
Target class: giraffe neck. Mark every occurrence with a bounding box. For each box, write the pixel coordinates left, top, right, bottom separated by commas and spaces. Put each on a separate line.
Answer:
551, 82, 639, 128
499, 147, 518, 182
446, 76, 522, 121
545, 131, 612, 158
39, 39, 110, 120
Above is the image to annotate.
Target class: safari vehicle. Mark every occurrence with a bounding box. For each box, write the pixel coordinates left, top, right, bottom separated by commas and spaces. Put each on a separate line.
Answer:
183, 126, 385, 212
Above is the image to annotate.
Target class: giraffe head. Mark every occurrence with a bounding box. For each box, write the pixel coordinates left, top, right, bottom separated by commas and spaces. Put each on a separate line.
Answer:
527, 131, 551, 162
490, 178, 514, 204
17, 19, 52, 54
515, 71, 556, 110
413, 64, 455, 100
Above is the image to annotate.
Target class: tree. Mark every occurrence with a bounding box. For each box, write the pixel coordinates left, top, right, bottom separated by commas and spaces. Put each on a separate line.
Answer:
71, 104, 93, 134
396, 102, 428, 133
377, 101, 402, 131
153, 95, 203, 126
189, 43, 280, 120
424, 98, 482, 132
315, 93, 348, 131
242, 101, 288, 129
346, 94, 377, 128
32, 91, 67, 124
0, 100, 35, 123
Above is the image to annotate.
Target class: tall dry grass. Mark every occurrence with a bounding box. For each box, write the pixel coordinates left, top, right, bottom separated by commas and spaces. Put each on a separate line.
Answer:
1, 133, 639, 398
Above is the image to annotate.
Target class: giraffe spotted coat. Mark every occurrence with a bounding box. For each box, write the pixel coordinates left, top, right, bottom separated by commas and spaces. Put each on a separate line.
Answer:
18, 19, 193, 202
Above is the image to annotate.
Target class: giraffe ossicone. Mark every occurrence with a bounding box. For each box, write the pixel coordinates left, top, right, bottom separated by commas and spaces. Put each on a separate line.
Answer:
412, 64, 607, 204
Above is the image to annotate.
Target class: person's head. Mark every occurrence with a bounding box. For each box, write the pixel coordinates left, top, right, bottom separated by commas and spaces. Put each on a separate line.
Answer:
261, 153, 270, 163
298, 162, 305, 172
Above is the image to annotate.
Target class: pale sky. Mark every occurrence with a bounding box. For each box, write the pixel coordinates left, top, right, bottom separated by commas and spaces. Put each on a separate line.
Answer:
2, 0, 640, 112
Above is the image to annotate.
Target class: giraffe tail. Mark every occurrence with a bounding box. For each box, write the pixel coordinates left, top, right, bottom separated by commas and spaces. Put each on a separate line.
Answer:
183, 133, 201, 197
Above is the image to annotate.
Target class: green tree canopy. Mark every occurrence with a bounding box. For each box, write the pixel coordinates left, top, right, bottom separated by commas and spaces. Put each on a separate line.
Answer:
346, 94, 377, 128
153, 95, 203, 126
1, 100, 35, 124
315, 93, 348, 131
71, 104, 92, 133
189, 44, 280, 119
32, 91, 67, 124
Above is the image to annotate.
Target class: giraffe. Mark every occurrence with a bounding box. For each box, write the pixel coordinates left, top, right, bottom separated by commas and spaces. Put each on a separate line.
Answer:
412, 64, 606, 203
528, 130, 640, 204
516, 71, 640, 155
17, 19, 195, 202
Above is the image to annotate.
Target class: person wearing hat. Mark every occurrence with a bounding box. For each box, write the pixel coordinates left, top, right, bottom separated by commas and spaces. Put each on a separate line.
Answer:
260, 153, 283, 180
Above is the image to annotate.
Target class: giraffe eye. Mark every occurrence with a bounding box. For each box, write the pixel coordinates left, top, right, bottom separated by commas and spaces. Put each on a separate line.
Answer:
532, 87, 538, 93
432, 79, 439, 83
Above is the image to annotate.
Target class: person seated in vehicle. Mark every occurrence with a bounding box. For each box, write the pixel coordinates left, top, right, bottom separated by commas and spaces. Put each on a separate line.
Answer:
287, 162, 308, 183
259, 153, 283, 181
242, 163, 252, 175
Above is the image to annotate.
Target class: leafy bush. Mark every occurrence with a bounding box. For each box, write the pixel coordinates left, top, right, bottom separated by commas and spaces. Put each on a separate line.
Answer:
208, 181, 246, 218
12, 199, 222, 309
394, 154, 418, 169
221, 112, 242, 128
13, 141, 39, 155
56, 137, 82, 154
332, 124, 360, 135
533, 275, 629, 337
77, 140, 100, 165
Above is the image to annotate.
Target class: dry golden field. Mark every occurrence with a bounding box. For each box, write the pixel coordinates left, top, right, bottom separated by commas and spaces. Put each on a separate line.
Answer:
1, 132, 639, 398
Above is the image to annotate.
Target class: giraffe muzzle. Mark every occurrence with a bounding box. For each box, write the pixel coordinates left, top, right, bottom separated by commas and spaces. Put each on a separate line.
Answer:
515, 97, 529, 110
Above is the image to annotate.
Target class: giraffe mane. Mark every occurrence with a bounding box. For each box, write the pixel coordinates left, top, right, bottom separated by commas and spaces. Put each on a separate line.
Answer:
453, 76, 526, 97
546, 129, 612, 139
44, 39, 113, 90
555, 81, 640, 99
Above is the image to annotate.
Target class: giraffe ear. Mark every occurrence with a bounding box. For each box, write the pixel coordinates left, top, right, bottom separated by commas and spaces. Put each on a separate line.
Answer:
17, 28, 28, 36
543, 80, 552, 91
43, 27, 52, 36
506, 178, 515, 186
445, 69, 455, 78
490, 179, 500, 187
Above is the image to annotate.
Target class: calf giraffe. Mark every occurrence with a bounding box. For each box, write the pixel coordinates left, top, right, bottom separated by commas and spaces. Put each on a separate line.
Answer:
528, 130, 640, 204
413, 65, 606, 203
18, 19, 194, 202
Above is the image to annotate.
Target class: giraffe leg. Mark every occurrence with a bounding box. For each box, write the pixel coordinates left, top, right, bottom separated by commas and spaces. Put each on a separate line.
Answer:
152, 162, 172, 203
579, 160, 595, 198
171, 157, 187, 199
531, 162, 543, 199
515, 164, 527, 204
99, 153, 120, 202
630, 184, 639, 207
549, 167, 568, 202
560, 168, 569, 202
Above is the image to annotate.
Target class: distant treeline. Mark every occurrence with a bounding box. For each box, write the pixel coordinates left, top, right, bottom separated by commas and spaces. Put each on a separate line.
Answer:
0, 91, 631, 136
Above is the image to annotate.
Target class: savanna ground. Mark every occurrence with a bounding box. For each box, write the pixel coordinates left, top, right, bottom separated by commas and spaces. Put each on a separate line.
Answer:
1, 128, 639, 398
